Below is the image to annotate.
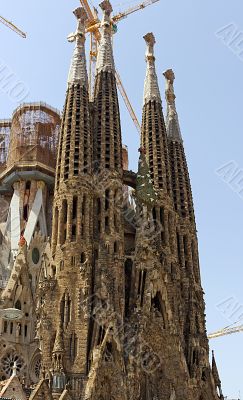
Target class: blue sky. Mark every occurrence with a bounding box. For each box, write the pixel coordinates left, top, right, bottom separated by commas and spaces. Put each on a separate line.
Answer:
1, 0, 243, 397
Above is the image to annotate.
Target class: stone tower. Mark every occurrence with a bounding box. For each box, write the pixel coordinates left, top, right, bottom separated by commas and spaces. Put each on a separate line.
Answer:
163, 68, 221, 398
0, 2, 224, 399
39, 4, 126, 399
0, 103, 60, 386
40, 6, 94, 395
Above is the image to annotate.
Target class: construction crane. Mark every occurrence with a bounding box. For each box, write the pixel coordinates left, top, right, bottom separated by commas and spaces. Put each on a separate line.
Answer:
0, 15, 26, 38
208, 321, 243, 339
80, 0, 159, 133
85, 0, 159, 33
208, 324, 242, 400
224, 396, 241, 400
224, 398, 241, 400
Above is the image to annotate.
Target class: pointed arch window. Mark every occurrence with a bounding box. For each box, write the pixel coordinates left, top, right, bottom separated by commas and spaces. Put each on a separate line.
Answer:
104, 342, 113, 362
97, 326, 105, 346
105, 189, 110, 211
176, 231, 181, 264
60, 295, 65, 326
69, 332, 78, 362
151, 292, 167, 328
15, 300, 22, 310
72, 196, 78, 220
60, 292, 71, 329
125, 258, 133, 317
60, 199, 67, 244
138, 270, 147, 307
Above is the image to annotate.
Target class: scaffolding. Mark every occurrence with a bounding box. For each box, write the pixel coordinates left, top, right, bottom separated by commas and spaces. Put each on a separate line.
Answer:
0, 120, 11, 173
6, 102, 61, 170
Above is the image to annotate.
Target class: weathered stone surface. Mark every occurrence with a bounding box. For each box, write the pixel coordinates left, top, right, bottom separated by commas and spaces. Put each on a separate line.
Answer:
0, 5, 223, 400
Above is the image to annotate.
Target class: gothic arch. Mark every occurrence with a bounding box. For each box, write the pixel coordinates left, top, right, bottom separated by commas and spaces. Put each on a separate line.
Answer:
60, 290, 71, 328
29, 350, 42, 383
151, 291, 168, 328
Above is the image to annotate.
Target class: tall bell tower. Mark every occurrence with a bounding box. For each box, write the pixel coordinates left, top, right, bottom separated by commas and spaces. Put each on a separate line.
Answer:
34, 5, 223, 400
40, 7, 94, 397
39, 3, 126, 399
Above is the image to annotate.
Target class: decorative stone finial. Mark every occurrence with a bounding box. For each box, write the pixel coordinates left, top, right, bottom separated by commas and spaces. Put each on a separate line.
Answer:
99, 0, 113, 16
73, 6, 87, 22
164, 68, 175, 83
163, 68, 176, 105
67, 7, 88, 87
143, 32, 161, 105
163, 68, 182, 142
53, 324, 64, 354
12, 361, 17, 377
144, 32, 156, 60
96, 0, 115, 74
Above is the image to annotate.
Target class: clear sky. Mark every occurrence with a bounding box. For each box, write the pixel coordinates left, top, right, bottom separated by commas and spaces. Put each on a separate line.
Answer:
1, 0, 243, 397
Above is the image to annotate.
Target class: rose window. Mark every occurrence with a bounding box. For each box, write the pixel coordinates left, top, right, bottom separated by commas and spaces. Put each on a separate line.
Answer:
2, 352, 24, 376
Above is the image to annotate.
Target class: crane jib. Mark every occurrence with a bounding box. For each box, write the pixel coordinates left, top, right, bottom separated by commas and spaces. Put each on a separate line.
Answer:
0, 15, 26, 38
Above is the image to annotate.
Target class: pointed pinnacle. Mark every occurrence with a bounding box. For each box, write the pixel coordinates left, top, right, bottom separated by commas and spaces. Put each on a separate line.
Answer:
163, 68, 175, 84
96, 0, 115, 74
68, 7, 88, 43
99, 0, 113, 16
163, 68, 182, 142
143, 32, 161, 105
144, 32, 156, 60
144, 32, 156, 47
67, 6, 88, 87
163, 68, 176, 105
73, 7, 88, 22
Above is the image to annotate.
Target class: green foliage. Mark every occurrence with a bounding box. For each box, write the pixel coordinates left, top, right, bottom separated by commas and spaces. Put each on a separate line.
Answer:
136, 152, 157, 206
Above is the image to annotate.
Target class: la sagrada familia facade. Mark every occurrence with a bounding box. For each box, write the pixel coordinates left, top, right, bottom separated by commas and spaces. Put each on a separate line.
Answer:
0, 1, 224, 399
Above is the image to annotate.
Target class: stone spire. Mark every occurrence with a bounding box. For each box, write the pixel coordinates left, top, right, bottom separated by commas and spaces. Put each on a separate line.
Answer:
93, 0, 123, 172
52, 324, 64, 355
212, 351, 223, 398
143, 33, 161, 105
164, 68, 195, 221
55, 6, 92, 189
43, 6, 94, 388
51, 325, 66, 392
67, 7, 88, 87
141, 32, 171, 194
96, 0, 115, 74
163, 69, 182, 142
90, 2, 125, 379
164, 69, 207, 384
